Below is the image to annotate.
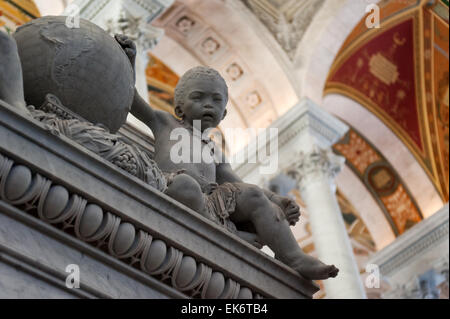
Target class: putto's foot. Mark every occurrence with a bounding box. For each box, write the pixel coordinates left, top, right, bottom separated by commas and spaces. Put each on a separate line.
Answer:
281, 252, 339, 280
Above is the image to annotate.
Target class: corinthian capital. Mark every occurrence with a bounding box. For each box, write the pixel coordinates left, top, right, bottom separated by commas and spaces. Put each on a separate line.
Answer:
106, 8, 164, 52
289, 147, 345, 190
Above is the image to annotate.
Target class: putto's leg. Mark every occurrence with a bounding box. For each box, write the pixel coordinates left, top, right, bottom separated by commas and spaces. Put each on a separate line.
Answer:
232, 184, 339, 280
0, 31, 27, 112
236, 230, 263, 249
164, 173, 208, 218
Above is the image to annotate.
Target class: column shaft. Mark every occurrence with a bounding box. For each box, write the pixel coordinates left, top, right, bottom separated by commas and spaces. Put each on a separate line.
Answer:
295, 148, 366, 298
135, 49, 150, 102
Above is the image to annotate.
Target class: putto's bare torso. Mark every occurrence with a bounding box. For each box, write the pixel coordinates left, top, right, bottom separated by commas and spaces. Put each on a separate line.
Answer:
152, 113, 217, 189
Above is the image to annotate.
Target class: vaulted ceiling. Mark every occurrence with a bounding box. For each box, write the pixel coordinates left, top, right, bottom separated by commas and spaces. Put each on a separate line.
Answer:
325, 0, 449, 203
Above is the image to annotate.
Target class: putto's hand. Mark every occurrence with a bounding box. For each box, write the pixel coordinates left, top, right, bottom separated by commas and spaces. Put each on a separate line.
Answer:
280, 197, 301, 226
115, 34, 136, 70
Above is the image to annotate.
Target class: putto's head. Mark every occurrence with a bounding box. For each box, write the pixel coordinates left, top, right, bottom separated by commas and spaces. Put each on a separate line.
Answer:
174, 66, 228, 131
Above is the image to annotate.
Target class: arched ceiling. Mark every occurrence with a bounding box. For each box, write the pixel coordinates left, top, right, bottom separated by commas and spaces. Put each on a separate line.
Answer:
324, 0, 449, 202
324, 94, 443, 221
296, 0, 446, 244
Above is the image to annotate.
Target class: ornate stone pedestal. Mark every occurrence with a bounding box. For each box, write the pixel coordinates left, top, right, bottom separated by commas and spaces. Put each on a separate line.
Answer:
0, 98, 318, 299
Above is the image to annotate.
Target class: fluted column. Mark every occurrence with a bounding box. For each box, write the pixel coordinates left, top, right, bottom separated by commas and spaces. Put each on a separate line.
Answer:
291, 147, 366, 298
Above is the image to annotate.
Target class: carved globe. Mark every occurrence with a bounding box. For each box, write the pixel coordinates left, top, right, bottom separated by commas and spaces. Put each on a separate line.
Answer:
13, 16, 135, 133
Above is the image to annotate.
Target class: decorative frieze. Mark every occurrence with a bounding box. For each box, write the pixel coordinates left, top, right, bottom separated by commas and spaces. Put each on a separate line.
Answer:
0, 151, 262, 299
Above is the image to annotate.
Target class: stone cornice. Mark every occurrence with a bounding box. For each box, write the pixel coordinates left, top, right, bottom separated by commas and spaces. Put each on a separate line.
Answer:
0, 100, 318, 298
272, 98, 349, 149
369, 204, 449, 276
67, 0, 174, 27
233, 98, 348, 177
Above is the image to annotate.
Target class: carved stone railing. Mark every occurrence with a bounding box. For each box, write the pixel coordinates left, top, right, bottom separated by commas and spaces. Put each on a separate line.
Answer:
0, 99, 319, 299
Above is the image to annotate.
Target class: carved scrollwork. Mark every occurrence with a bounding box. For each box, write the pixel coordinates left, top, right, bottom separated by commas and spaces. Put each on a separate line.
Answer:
28, 94, 167, 192
0, 152, 263, 299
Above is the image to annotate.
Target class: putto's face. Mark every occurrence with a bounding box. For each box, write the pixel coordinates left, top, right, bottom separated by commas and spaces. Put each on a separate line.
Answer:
179, 77, 228, 131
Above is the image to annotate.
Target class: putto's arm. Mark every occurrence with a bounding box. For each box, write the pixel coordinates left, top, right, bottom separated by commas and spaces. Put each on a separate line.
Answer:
131, 89, 159, 129
115, 34, 166, 132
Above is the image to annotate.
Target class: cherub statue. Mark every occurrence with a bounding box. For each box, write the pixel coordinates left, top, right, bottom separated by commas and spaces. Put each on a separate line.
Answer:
116, 35, 339, 280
